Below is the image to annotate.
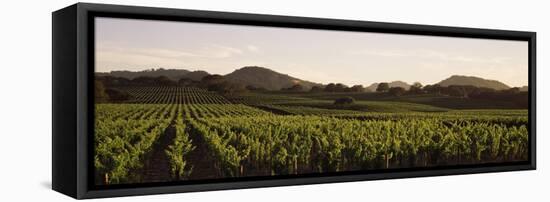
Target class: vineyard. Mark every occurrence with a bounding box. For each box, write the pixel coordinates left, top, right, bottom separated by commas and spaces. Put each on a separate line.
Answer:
95, 87, 529, 185
119, 86, 232, 104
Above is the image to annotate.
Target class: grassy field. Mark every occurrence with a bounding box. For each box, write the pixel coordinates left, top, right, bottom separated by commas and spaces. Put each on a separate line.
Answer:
94, 87, 529, 185
262, 91, 526, 109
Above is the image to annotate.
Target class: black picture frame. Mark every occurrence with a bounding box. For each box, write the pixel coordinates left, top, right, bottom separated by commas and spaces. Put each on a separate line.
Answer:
52, 2, 536, 199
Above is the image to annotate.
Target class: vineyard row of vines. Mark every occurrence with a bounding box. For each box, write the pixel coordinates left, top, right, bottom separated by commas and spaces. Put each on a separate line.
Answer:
95, 103, 528, 184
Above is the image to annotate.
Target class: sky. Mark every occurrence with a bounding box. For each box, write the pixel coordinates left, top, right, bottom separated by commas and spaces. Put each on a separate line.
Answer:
95, 17, 528, 87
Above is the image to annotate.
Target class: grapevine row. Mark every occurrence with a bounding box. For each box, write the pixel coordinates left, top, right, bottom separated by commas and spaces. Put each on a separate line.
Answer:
95, 103, 529, 183
118, 86, 232, 104
190, 115, 528, 177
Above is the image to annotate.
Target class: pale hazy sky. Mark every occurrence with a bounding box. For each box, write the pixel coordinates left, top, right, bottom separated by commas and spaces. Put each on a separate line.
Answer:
95, 17, 528, 87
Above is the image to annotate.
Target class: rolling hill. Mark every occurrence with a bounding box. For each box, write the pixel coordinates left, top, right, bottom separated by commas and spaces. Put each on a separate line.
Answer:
224, 66, 321, 91
437, 75, 510, 90
520, 86, 528, 92
96, 66, 320, 90
181, 70, 210, 81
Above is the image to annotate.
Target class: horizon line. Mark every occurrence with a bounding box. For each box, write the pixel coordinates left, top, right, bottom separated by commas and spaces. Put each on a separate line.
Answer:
95, 66, 528, 88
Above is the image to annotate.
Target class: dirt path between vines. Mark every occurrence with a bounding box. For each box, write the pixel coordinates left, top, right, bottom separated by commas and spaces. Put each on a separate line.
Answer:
142, 123, 176, 183
186, 125, 221, 180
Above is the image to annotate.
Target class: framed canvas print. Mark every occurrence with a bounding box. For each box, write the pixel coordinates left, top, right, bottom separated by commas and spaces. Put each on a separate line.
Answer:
52, 3, 536, 199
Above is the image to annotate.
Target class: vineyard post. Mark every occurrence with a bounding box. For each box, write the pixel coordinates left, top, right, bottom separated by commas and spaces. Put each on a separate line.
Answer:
104, 173, 109, 185
240, 164, 244, 177
385, 153, 389, 169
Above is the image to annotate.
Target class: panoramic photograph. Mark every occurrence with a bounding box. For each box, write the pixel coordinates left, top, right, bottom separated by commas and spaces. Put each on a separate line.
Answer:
94, 17, 529, 185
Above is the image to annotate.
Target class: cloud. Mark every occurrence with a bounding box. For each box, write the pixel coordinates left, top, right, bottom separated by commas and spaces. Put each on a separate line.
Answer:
98, 42, 244, 60
95, 43, 246, 71
348, 50, 408, 57
246, 45, 260, 53
347, 49, 508, 64
207, 44, 243, 58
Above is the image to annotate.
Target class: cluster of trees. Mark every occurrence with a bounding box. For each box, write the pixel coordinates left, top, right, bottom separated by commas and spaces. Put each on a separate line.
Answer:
95, 81, 133, 103
278, 83, 368, 93
374, 82, 527, 106
281, 84, 305, 92
282, 82, 423, 95
421, 84, 526, 98
306, 83, 366, 93
333, 96, 355, 105
422, 84, 527, 106
199, 75, 248, 95
375, 82, 423, 96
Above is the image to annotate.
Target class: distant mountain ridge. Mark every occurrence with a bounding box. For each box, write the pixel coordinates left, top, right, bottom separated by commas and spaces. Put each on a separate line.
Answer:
437, 75, 510, 90
96, 68, 516, 91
